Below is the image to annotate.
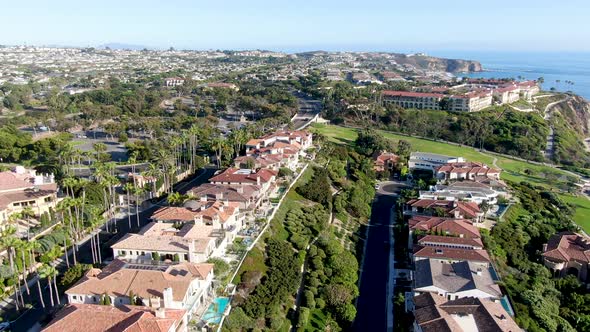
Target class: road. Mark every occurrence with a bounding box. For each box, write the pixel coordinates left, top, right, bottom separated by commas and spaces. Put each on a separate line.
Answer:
353, 187, 398, 331
1, 167, 216, 332
291, 92, 322, 130
542, 97, 569, 160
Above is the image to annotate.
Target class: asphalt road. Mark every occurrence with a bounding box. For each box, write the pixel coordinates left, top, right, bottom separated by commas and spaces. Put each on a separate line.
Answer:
353, 187, 399, 332
291, 92, 322, 130
2, 167, 216, 331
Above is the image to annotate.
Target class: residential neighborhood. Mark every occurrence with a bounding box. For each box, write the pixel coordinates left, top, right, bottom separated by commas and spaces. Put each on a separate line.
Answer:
0, 8, 588, 330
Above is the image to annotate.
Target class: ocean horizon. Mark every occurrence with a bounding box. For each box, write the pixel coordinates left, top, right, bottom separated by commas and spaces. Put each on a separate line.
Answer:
427, 50, 590, 100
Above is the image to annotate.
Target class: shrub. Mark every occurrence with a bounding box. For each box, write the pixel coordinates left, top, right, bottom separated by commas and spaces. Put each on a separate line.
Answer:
60, 264, 92, 288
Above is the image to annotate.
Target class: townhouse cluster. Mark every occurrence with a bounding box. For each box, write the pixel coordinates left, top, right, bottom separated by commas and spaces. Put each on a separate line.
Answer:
410, 152, 506, 207
43, 130, 312, 331
382, 79, 540, 112
403, 152, 519, 331
0, 166, 59, 233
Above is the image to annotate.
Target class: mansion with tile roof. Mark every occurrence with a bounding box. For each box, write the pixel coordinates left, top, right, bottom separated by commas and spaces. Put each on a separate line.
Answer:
435, 161, 501, 181
0, 166, 59, 227
543, 231, 590, 282
405, 199, 483, 222
43, 304, 187, 332
65, 259, 214, 322
409, 293, 519, 332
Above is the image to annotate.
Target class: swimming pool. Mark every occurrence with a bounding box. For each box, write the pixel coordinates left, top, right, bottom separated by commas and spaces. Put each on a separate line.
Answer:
201, 297, 230, 324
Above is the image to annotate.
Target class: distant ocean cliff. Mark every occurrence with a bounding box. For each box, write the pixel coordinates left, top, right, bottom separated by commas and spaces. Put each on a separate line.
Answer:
436, 51, 590, 100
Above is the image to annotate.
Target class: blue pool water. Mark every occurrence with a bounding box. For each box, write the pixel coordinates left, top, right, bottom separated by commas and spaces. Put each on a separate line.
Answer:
201, 297, 230, 324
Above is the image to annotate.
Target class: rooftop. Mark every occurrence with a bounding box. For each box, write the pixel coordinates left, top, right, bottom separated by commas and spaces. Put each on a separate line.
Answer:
42, 304, 186, 332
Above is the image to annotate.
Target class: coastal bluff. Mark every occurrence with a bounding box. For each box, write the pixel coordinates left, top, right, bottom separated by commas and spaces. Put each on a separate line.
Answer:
393, 53, 483, 73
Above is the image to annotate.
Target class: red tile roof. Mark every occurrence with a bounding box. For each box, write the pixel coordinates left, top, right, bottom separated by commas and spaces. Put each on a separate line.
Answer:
383, 90, 445, 98
209, 168, 277, 184
42, 304, 185, 332
409, 216, 480, 238
418, 235, 483, 248
414, 246, 491, 263
543, 231, 590, 264
407, 199, 481, 219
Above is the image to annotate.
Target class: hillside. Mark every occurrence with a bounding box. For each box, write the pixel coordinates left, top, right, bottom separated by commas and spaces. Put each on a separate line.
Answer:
393, 54, 483, 72
542, 94, 590, 168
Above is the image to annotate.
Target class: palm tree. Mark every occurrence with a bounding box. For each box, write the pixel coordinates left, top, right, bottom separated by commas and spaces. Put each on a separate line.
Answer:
2, 230, 24, 310
29, 240, 45, 309
38, 264, 59, 307
211, 137, 228, 168
124, 182, 134, 229
58, 143, 74, 176
154, 150, 175, 194
167, 192, 186, 206
16, 240, 32, 296
87, 206, 104, 264
132, 185, 144, 228
20, 206, 35, 240
229, 128, 249, 158
93, 142, 108, 161
56, 199, 73, 268
143, 163, 162, 199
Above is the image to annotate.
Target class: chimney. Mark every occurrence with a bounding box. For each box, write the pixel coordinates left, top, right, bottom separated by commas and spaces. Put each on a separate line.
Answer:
155, 307, 166, 319
476, 268, 482, 276
150, 297, 161, 308
162, 287, 173, 308
200, 195, 207, 202
236, 186, 244, 194
256, 176, 261, 186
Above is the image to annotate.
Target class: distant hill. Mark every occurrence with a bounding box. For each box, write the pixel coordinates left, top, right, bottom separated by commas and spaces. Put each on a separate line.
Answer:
98, 43, 154, 50
295, 51, 482, 73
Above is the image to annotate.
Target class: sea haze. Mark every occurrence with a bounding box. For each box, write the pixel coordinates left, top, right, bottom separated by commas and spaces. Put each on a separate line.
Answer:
430, 51, 590, 100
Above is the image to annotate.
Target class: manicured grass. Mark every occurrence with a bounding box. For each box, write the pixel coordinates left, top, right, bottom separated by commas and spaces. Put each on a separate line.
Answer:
312, 123, 590, 229
313, 123, 495, 164
312, 123, 575, 187
560, 194, 590, 233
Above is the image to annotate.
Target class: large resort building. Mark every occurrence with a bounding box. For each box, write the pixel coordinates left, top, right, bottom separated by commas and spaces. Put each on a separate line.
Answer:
382, 90, 493, 112
382, 79, 539, 112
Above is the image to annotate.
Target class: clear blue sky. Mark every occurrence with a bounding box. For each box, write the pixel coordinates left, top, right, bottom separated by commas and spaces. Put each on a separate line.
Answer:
2, 0, 589, 52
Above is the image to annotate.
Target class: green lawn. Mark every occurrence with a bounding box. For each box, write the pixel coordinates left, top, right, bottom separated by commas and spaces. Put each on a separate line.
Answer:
312, 123, 589, 229
312, 123, 576, 187
560, 194, 590, 233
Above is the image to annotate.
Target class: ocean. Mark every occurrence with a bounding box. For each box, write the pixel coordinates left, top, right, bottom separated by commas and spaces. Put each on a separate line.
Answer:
429, 51, 590, 100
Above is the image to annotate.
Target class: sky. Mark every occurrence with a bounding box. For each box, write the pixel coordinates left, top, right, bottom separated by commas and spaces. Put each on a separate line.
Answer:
2, 0, 589, 52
